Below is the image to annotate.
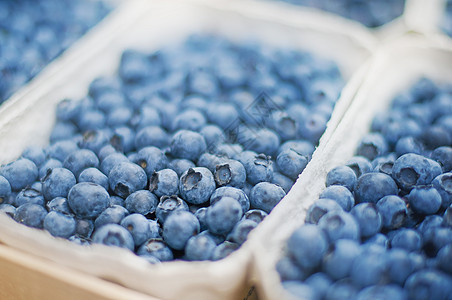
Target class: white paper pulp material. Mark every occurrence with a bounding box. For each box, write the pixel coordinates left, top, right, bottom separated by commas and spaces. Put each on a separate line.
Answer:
0, 0, 376, 299
250, 36, 452, 300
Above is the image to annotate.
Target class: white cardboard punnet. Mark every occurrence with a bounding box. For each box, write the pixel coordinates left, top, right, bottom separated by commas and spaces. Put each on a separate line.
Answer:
0, 0, 377, 299
250, 36, 452, 300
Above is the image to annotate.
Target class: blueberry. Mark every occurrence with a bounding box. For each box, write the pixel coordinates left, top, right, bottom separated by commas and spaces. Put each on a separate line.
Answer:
162, 210, 199, 250
355, 172, 398, 204
1, 158, 38, 191
237, 152, 274, 185
75, 219, 94, 238
211, 241, 240, 261
305, 272, 332, 300
417, 215, 444, 233
324, 278, 358, 300
306, 198, 343, 224
63, 149, 99, 178
137, 238, 174, 261
227, 219, 257, 245
390, 228, 422, 252
120, 213, 154, 247
356, 133, 388, 161
244, 128, 281, 157
124, 190, 158, 216
432, 173, 452, 209
376, 195, 407, 230
214, 159, 246, 188
276, 149, 309, 180
364, 233, 389, 248
79, 129, 112, 154
155, 195, 189, 224
41, 167, 76, 201
170, 130, 206, 162
278, 140, 315, 157
99, 153, 129, 175
108, 162, 147, 198
194, 207, 208, 231
346, 156, 372, 179
372, 154, 396, 176
172, 109, 206, 132
355, 284, 407, 300
168, 159, 196, 177
406, 186, 442, 215
350, 203, 382, 238
132, 147, 168, 177
249, 182, 286, 213
287, 224, 328, 270
94, 205, 129, 229
110, 126, 135, 153
14, 203, 47, 229
0, 176, 12, 204
431, 146, 452, 173
276, 256, 308, 281
350, 247, 388, 288
206, 102, 239, 130
46, 197, 71, 214
46, 140, 79, 162
386, 248, 417, 285
282, 281, 318, 300
392, 153, 442, 191
405, 270, 452, 300
200, 125, 226, 151
67, 182, 110, 219
322, 239, 361, 280
318, 210, 360, 242
421, 125, 452, 150
326, 165, 357, 191
241, 209, 268, 224
267, 111, 297, 141
422, 227, 452, 256
44, 211, 76, 238
271, 172, 294, 194
134, 126, 169, 150
320, 185, 355, 211
0, 204, 15, 218
149, 169, 179, 198
298, 112, 327, 144
437, 244, 452, 274
78, 167, 108, 190
92, 223, 134, 251
22, 146, 46, 167
184, 234, 216, 261
15, 188, 45, 207
179, 167, 215, 205
197, 153, 228, 174
206, 196, 243, 236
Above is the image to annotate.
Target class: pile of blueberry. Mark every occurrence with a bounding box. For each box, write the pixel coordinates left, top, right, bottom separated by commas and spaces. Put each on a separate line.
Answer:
280, 0, 405, 28
0, 35, 344, 263
278, 77, 452, 300
0, 0, 112, 103
442, 0, 452, 37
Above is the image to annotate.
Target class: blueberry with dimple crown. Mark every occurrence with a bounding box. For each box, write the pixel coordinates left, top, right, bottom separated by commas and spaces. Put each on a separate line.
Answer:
108, 162, 147, 199
137, 238, 174, 262
155, 195, 189, 224
179, 167, 215, 205
392, 153, 442, 191
149, 169, 179, 198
